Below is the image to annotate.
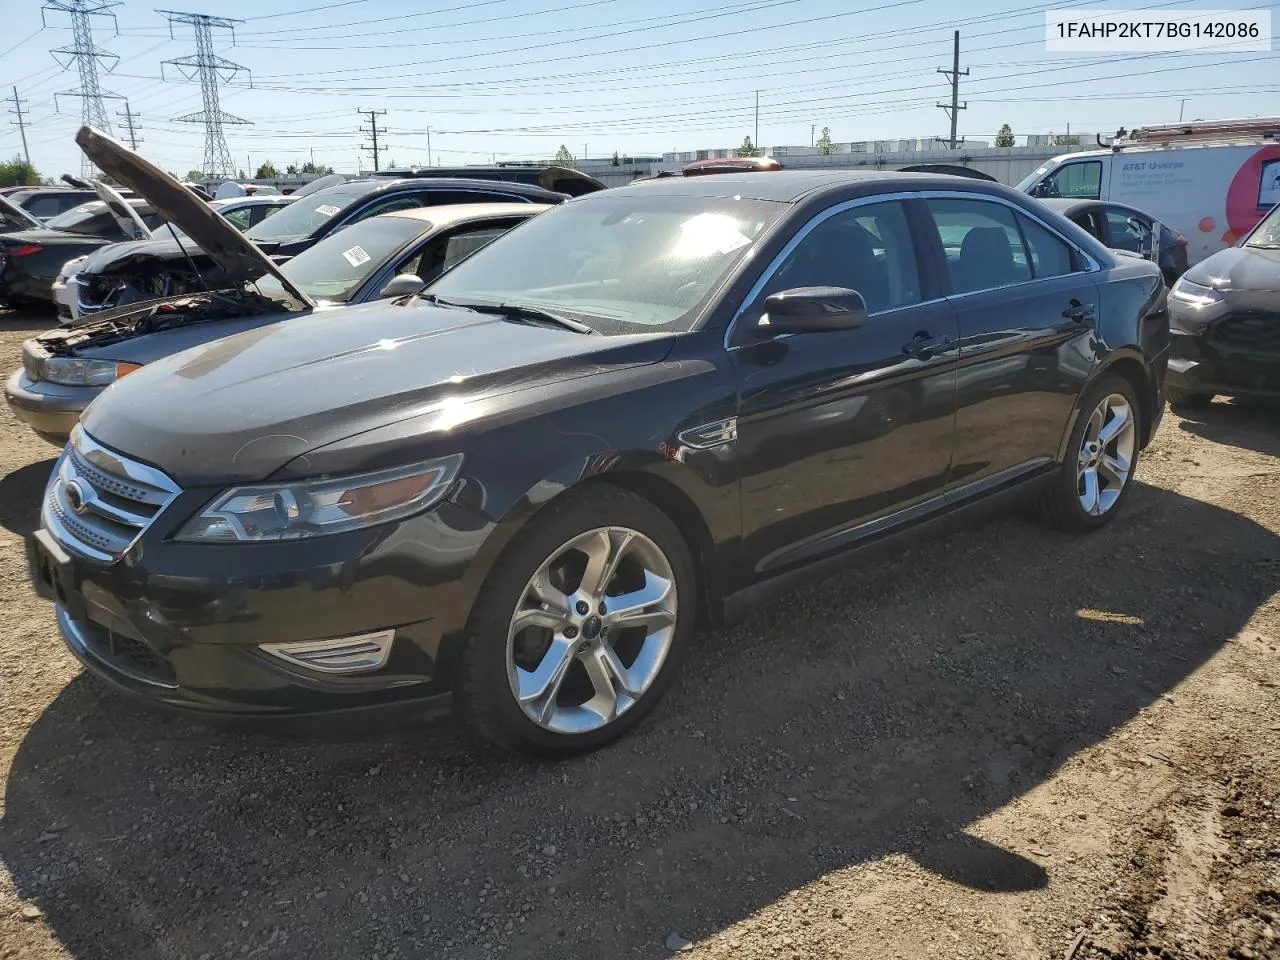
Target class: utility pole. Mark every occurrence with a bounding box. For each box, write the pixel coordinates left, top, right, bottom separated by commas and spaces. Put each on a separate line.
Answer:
358, 107, 386, 171
935, 30, 968, 150
1178, 98, 1188, 122
160, 11, 251, 179
6, 87, 31, 165
43, 0, 124, 175
116, 99, 141, 150
754, 90, 759, 151
426, 127, 431, 166
810, 123, 815, 147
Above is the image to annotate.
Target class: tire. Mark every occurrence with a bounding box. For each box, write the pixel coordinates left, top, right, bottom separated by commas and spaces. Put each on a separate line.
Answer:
456, 485, 695, 758
1036, 373, 1142, 533
1166, 385, 1213, 410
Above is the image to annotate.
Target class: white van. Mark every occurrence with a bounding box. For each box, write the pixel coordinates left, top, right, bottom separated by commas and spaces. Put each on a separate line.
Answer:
1017, 117, 1280, 266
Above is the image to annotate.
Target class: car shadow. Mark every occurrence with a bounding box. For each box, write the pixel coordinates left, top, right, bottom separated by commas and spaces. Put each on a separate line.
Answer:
0, 458, 55, 537
1176, 398, 1280, 458
2, 482, 1275, 960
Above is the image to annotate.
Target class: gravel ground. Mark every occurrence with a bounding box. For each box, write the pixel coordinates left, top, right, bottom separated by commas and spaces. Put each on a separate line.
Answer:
0, 307, 1277, 960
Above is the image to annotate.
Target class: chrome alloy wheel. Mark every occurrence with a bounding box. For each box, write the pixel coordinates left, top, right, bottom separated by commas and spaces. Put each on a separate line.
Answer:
1077, 393, 1136, 516
505, 527, 678, 735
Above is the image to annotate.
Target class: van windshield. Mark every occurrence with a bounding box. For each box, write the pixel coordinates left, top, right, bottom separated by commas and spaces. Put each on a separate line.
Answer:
1014, 164, 1053, 193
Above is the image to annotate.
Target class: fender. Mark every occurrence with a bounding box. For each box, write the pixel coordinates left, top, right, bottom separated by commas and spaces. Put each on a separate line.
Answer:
1053, 346, 1159, 465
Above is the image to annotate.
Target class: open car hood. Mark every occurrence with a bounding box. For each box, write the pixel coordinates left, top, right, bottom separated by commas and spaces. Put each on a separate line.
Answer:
536, 165, 606, 197
0, 192, 43, 231
91, 178, 153, 240
75, 126, 316, 309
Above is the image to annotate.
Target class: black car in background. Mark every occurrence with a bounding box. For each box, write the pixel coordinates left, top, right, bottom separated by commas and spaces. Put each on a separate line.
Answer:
372, 164, 606, 197
0, 197, 162, 307
1165, 201, 1280, 407
29, 129, 1169, 758
8, 188, 101, 219
63, 176, 568, 307
1040, 198, 1189, 285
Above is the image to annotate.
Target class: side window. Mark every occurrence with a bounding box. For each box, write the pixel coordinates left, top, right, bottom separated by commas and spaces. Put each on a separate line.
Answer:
410, 225, 514, 284
140, 211, 166, 231
924, 198, 1031, 293
1102, 208, 1150, 254
253, 205, 284, 226
761, 200, 921, 313
23, 196, 62, 218
222, 207, 254, 231
1017, 213, 1077, 279
349, 194, 429, 224
1041, 161, 1102, 200
442, 226, 509, 271
428, 190, 528, 205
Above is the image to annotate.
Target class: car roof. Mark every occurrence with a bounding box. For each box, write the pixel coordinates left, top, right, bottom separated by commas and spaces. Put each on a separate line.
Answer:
380, 202, 551, 226
307, 177, 561, 203
208, 195, 294, 208
612, 169, 1010, 202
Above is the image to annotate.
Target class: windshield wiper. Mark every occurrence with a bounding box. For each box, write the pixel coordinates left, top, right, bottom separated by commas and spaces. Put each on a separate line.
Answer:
1246, 242, 1280, 249
421, 295, 598, 335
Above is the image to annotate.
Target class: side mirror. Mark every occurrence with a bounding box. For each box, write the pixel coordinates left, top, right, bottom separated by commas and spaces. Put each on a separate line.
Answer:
379, 274, 426, 299
756, 286, 869, 335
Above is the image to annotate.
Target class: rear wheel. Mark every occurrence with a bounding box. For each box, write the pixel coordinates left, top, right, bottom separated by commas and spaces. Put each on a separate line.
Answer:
1036, 374, 1141, 533
1166, 385, 1213, 410
456, 486, 694, 757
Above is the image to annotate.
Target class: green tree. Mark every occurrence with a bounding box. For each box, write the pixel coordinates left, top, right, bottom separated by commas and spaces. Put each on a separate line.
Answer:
610, 151, 620, 167
736, 136, 759, 158
184, 169, 206, 181
255, 160, 279, 179
994, 123, 1015, 147
301, 160, 335, 175
237, 169, 246, 180
553, 144, 576, 168
285, 163, 299, 175
815, 126, 834, 156
0, 156, 41, 186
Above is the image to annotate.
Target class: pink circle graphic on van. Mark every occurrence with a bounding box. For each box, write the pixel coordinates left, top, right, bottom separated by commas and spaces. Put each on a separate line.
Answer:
1225, 144, 1280, 238
1198, 216, 1216, 233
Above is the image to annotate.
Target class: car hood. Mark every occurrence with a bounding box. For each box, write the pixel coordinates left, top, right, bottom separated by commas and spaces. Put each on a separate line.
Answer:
1184, 244, 1280, 292
75, 126, 315, 309
0, 192, 43, 231
81, 300, 674, 485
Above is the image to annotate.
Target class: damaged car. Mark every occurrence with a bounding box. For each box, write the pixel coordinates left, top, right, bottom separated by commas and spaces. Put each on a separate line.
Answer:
6, 178, 546, 443
62, 173, 567, 318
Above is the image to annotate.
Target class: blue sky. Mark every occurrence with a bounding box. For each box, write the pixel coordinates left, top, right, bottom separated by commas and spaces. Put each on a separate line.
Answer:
1, 0, 1276, 177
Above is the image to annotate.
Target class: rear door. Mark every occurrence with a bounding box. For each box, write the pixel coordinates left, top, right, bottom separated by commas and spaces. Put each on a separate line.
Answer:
921, 195, 1100, 489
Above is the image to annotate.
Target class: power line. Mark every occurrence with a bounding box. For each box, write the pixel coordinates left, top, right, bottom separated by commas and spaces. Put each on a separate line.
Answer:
358, 107, 386, 171
116, 98, 140, 148
159, 10, 250, 177
936, 29, 968, 149
43, 0, 123, 175
6, 86, 31, 164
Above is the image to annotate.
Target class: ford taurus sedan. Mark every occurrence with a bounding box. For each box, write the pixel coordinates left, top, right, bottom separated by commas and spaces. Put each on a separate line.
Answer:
27, 127, 1168, 757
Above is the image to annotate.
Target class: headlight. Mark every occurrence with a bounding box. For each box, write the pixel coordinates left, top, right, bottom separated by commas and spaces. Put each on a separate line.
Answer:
175, 455, 465, 542
1169, 277, 1224, 306
42, 357, 141, 386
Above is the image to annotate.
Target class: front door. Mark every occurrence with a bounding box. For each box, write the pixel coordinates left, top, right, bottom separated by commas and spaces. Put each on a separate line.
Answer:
920, 196, 1100, 487
731, 199, 959, 576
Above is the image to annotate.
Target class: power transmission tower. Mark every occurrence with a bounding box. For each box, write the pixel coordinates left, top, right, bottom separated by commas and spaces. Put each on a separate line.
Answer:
43, 0, 124, 175
159, 10, 251, 178
116, 99, 141, 150
935, 30, 968, 150
6, 87, 31, 165
358, 108, 386, 172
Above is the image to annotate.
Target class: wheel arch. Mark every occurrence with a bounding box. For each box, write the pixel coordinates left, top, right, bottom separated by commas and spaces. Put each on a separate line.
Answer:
1055, 349, 1157, 464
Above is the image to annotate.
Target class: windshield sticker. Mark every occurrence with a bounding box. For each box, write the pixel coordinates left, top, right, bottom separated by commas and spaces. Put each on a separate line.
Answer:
315, 204, 342, 218
342, 245, 372, 267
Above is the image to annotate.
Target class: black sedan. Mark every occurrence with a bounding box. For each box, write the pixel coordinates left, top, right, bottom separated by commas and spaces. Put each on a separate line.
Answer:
29, 128, 1169, 757
1039, 198, 1189, 285
0, 197, 161, 307
1165, 201, 1280, 407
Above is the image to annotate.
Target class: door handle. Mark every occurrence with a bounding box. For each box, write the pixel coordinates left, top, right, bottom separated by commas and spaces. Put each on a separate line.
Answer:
902, 332, 952, 361
1062, 299, 1096, 322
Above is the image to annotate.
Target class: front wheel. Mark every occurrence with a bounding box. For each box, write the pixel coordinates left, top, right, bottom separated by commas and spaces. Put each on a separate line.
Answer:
1036, 374, 1142, 533
456, 486, 694, 757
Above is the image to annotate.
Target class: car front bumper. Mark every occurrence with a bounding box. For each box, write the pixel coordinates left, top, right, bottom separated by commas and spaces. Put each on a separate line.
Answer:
1168, 329, 1280, 399
4, 368, 99, 443
27, 481, 492, 720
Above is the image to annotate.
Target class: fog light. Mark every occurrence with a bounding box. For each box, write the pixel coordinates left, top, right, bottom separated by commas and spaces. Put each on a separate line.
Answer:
260, 630, 394, 673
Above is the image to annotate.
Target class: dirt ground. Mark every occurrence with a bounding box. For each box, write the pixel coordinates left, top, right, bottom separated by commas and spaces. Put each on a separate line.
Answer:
0, 307, 1276, 960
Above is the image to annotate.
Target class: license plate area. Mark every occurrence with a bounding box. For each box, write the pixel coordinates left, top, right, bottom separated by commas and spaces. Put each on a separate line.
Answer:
28, 529, 87, 620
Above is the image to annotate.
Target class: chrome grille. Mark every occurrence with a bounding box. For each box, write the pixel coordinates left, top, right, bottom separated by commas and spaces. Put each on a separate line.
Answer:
42, 426, 181, 562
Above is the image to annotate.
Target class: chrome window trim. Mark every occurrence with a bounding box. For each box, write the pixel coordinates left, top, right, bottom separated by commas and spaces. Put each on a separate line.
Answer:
333, 187, 533, 233
723, 188, 1103, 350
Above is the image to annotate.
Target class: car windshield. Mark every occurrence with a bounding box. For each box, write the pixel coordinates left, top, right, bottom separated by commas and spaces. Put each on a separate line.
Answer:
1245, 203, 1280, 247
423, 195, 782, 334
43, 201, 118, 235
254, 214, 428, 303
243, 189, 367, 243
